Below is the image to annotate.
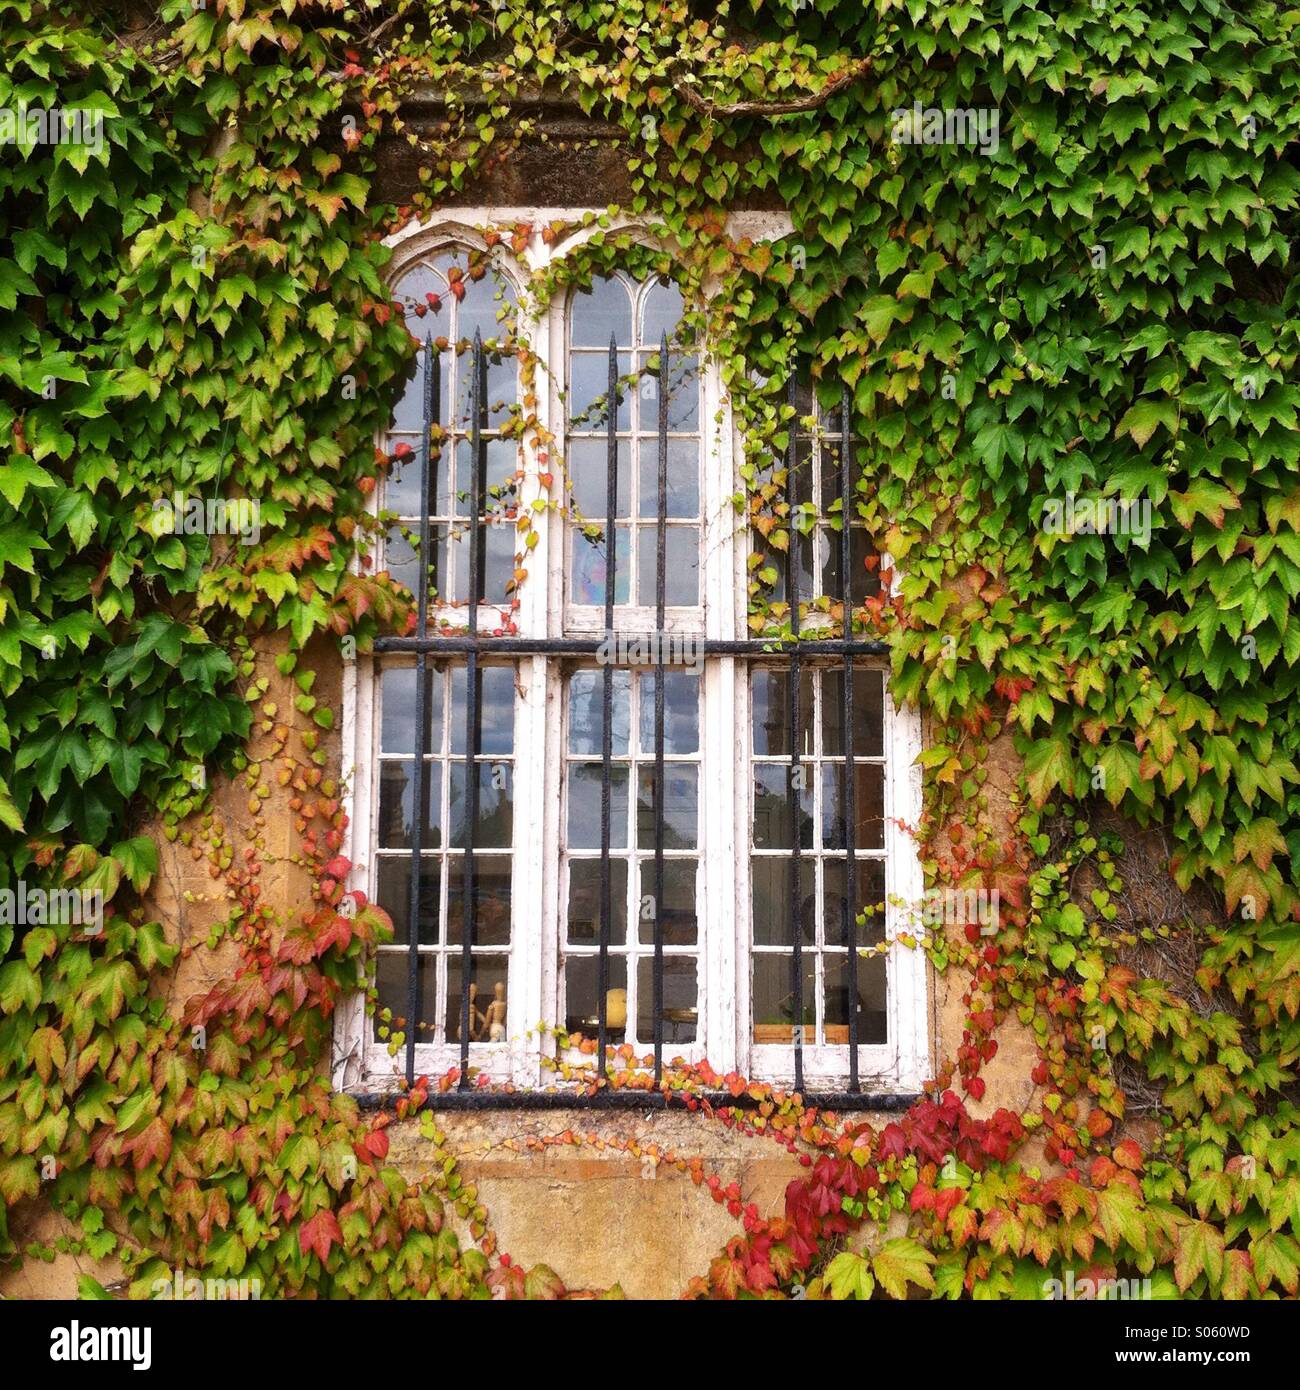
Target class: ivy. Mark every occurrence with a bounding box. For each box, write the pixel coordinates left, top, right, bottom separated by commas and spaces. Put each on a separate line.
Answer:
0, 0, 1298, 1301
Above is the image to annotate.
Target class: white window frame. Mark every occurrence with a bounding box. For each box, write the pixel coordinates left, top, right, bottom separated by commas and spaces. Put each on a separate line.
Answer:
332, 208, 928, 1096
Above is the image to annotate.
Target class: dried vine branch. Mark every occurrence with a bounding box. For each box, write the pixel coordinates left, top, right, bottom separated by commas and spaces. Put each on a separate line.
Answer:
673, 56, 873, 117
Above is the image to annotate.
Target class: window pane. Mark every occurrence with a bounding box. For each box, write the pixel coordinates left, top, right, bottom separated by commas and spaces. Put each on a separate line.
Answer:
751, 668, 814, 756
636, 671, 699, 755
819, 525, 875, 606
822, 668, 885, 758
824, 951, 887, 1044
636, 525, 698, 606
822, 857, 886, 947
384, 523, 420, 598
637, 858, 697, 946
377, 761, 441, 849
640, 277, 684, 342
381, 666, 443, 755
375, 857, 440, 946
567, 764, 629, 850
636, 765, 698, 849
450, 666, 514, 754
446, 855, 512, 947
752, 953, 816, 1042
570, 523, 631, 605
567, 858, 627, 945
384, 434, 425, 511
564, 953, 628, 1036
637, 436, 698, 519
448, 762, 513, 849
752, 765, 813, 849
637, 955, 697, 1044
638, 350, 699, 432
751, 856, 814, 947
376, 951, 437, 1041
446, 954, 509, 1043
568, 436, 630, 518
571, 276, 633, 347
821, 763, 885, 850
440, 522, 515, 605
569, 350, 632, 430
568, 670, 631, 756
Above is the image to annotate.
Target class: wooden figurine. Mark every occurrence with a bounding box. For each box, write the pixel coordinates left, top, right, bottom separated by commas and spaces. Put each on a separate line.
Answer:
483, 981, 507, 1041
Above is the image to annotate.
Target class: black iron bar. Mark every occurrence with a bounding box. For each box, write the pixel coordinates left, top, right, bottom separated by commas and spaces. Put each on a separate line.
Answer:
356, 1088, 921, 1114
653, 331, 668, 1083
786, 376, 804, 1093
596, 334, 618, 1083
376, 636, 889, 656
841, 382, 860, 1092
405, 337, 437, 1086
458, 333, 487, 1088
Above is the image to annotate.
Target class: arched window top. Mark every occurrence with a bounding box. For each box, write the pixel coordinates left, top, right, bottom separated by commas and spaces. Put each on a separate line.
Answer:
568, 272, 688, 350
640, 277, 685, 345
569, 274, 633, 348
392, 245, 519, 346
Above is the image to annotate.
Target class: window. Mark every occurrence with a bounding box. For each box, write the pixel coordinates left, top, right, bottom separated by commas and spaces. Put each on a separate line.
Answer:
334, 213, 926, 1101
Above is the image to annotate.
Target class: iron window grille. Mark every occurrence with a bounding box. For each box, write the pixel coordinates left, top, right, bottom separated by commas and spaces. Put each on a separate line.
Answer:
340, 224, 927, 1113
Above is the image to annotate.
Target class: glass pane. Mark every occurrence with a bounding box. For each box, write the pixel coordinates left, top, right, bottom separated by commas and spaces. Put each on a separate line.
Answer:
448, 761, 513, 849
820, 525, 875, 606
563, 952, 628, 1037
377, 761, 441, 849
568, 436, 631, 519
752, 764, 814, 849
566, 858, 627, 945
637, 436, 699, 519
636, 525, 698, 606
375, 856, 440, 946
822, 668, 885, 758
752, 954, 816, 1042
567, 764, 629, 850
823, 857, 887, 947
375, 950, 437, 1042
570, 523, 631, 605
636, 671, 699, 755
383, 434, 425, 511
450, 666, 514, 755
384, 523, 420, 598
381, 666, 443, 755
751, 856, 814, 947
637, 858, 697, 946
568, 669, 631, 756
446, 954, 509, 1044
637, 955, 697, 1044
446, 855, 512, 947
638, 350, 699, 432
640, 277, 684, 342
392, 345, 449, 434
569, 350, 632, 430
440, 521, 515, 605
636, 765, 697, 849
821, 763, 885, 850
457, 264, 518, 345
451, 437, 517, 517
394, 264, 449, 335
825, 951, 887, 1045
571, 276, 634, 347
751, 668, 814, 756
